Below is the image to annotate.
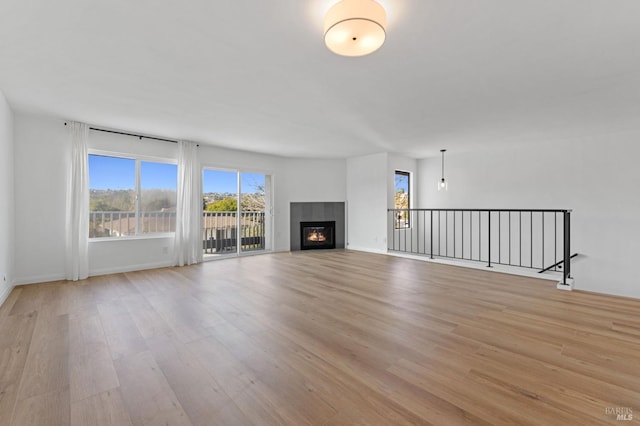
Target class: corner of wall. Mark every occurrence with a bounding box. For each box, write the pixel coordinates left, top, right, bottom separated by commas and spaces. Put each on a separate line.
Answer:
0, 282, 15, 308
0, 89, 15, 308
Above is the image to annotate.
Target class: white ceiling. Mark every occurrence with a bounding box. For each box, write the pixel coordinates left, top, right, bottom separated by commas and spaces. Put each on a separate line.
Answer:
1, 0, 639, 159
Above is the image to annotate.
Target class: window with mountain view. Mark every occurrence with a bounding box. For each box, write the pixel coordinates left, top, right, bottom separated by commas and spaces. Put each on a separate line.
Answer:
89, 154, 177, 238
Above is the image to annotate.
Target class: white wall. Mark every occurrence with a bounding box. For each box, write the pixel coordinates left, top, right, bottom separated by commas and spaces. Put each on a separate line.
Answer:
12, 112, 348, 283
0, 91, 15, 304
346, 153, 388, 253
14, 114, 68, 284
278, 158, 347, 250
279, 158, 347, 203
418, 136, 640, 299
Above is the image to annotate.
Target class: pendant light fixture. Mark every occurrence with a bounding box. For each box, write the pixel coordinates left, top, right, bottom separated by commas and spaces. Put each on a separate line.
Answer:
324, 0, 387, 57
438, 149, 448, 191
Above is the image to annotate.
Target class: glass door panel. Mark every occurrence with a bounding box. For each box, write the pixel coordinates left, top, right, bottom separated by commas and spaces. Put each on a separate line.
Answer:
202, 169, 238, 258
240, 172, 269, 253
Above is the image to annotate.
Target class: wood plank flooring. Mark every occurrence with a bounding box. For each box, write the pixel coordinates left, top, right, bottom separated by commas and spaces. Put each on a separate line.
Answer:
1, 250, 639, 425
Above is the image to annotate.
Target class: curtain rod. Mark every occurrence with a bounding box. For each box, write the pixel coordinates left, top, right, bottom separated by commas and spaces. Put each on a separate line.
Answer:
90, 127, 179, 144
64, 122, 178, 144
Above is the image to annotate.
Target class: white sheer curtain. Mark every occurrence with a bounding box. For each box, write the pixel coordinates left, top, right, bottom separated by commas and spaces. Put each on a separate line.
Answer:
174, 141, 202, 266
65, 121, 89, 280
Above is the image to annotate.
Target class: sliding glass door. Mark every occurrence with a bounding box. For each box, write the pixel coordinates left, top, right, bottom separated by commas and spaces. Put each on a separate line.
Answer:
202, 168, 271, 258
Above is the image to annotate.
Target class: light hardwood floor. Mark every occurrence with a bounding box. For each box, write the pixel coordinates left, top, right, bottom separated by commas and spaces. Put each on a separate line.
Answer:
1, 250, 639, 425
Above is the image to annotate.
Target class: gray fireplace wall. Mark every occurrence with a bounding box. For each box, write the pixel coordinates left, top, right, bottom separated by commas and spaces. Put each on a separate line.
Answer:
290, 202, 345, 251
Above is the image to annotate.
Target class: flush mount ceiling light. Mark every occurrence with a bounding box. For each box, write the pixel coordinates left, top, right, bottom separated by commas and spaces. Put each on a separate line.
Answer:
438, 149, 448, 191
324, 0, 387, 57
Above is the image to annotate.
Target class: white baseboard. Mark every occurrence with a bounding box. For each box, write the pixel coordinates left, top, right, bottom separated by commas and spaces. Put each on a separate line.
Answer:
346, 246, 388, 255
89, 261, 174, 277
0, 284, 15, 307
14, 273, 66, 286
14, 261, 175, 285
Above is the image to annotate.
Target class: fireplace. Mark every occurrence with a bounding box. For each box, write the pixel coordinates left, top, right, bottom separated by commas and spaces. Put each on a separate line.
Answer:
300, 221, 336, 250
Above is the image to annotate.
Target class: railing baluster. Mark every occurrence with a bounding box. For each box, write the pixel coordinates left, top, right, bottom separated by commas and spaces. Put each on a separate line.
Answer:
392, 211, 395, 250
508, 212, 511, 266
542, 212, 545, 270
462, 211, 464, 259
487, 211, 492, 267
530, 211, 533, 268
519, 211, 522, 267
445, 211, 448, 257
437, 210, 440, 256
555, 212, 558, 271
416, 210, 420, 254
564, 211, 571, 285
478, 211, 481, 262
403, 211, 406, 253
430, 210, 433, 259
422, 210, 426, 254
453, 210, 456, 258
468, 211, 471, 260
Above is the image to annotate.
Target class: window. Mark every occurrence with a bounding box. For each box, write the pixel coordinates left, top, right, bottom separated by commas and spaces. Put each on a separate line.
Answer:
89, 154, 177, 238
394, 170, 410, 228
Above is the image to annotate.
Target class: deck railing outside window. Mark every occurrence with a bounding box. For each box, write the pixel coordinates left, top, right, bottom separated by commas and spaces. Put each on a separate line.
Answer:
89, 211, 176, 237
89, 211, 266, 253
388, 209, 574, 285
202, 211, 265, 254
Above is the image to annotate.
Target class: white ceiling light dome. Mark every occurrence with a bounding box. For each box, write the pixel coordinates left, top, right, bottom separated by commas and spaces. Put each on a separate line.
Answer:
324, 0, 387, 57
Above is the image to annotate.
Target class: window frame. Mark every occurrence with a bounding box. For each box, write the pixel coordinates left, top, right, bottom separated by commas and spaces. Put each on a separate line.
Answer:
201, 164, 274, 256
88, 150, 178, 240
394, 170, 411, 229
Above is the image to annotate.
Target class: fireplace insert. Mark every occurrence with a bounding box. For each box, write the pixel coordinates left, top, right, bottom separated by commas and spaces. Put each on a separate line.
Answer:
300, 221, 336, 250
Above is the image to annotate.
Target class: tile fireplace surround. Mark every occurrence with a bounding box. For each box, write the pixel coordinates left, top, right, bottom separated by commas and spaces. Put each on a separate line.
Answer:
289, 202, 345, 251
